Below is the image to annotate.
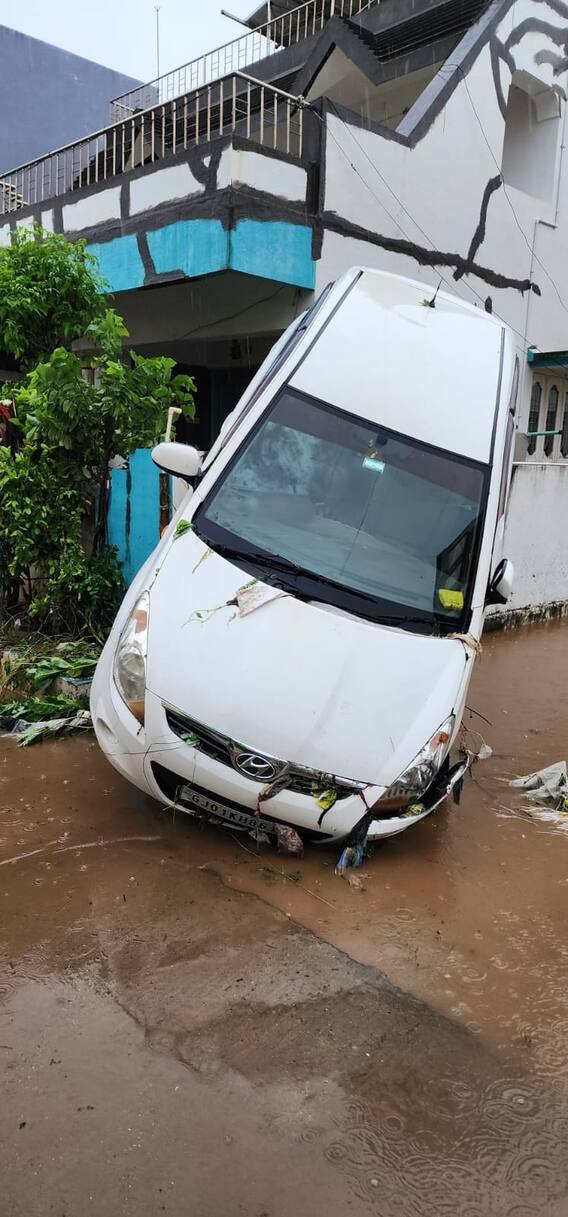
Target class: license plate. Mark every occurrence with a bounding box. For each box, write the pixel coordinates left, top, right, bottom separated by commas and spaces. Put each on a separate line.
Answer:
179, 784, 276, 836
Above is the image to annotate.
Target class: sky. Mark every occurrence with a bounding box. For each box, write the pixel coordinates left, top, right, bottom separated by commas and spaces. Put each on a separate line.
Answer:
0, 0, 259, 83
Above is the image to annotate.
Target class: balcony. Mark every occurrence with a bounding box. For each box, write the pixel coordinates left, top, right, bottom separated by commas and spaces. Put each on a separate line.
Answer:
1, 73, 316, 215
109, 0, 379, 118
0, 0, 379, 215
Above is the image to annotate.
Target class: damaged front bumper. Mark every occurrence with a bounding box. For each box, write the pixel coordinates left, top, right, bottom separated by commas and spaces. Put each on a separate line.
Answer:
90, 678, 469, 844
364, 755, 469, 840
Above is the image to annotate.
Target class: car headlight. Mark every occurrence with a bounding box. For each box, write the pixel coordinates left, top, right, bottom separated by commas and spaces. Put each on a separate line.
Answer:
113, 591, 149, 725
377, 716, 455, 813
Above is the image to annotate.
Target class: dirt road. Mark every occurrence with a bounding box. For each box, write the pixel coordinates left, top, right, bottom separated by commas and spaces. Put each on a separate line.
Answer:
1, 620, 568, 1215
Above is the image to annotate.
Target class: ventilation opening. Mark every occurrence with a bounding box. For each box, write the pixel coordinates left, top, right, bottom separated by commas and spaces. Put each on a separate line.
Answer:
501, 72, 561, 201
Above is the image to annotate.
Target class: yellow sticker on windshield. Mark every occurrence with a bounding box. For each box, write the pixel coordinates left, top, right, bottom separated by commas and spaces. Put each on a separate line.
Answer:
439, 588, 464, 611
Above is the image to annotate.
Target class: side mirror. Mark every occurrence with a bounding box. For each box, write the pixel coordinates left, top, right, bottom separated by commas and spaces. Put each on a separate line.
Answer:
486, 557, 514, 606
152, 442, 201, 481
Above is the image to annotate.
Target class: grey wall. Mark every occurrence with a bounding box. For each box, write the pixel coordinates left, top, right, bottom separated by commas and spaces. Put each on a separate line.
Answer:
0, 26, 141, 173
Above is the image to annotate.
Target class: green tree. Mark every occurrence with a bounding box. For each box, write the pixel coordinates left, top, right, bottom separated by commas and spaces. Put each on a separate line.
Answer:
0, 228, 106, 365
0, 228, 196, 635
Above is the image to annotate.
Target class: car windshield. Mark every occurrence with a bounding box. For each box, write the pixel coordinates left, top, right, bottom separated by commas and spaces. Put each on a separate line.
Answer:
195, 388, 487, 630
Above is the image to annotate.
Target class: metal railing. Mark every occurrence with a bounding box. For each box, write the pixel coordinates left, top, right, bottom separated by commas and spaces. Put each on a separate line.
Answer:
0, 181, 27, 211
0, 74, 306, 215
110, 0, 379, 119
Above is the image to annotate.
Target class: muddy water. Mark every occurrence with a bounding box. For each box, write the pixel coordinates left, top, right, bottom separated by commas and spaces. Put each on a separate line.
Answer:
1, 620, 568, 1216
221, 620, 568, 1053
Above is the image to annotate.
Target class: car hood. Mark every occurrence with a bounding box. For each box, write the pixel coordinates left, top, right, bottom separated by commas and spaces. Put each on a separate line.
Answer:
146, 536, 469, 786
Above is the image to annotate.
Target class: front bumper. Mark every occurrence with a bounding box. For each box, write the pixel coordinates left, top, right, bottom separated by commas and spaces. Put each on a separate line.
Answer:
90, 674, 455, 842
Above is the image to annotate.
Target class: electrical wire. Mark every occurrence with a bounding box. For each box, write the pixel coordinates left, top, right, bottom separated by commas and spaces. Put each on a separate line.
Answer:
176, 284, 290, 342
443, 60, 568, 318
326, 98, 448, 254
312, 99, 545, 357
303, 14, 568, 329
317, 105, 529, 347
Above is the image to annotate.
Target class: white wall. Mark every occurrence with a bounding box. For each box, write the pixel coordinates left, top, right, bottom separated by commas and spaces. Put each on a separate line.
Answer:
316, 0, 568, 616
307, 49, 439, 129
320, 1, 568, 431
498, 463, 568, 611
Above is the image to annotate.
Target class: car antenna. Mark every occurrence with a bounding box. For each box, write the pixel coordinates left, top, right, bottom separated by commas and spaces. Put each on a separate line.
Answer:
422, 277, 443, 309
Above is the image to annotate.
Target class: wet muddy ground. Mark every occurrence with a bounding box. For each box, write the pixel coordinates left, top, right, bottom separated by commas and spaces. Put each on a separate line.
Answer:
1, 620, 568, 1216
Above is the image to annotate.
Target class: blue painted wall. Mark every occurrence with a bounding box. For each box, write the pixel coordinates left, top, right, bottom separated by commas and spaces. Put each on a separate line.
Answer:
0, 26, 140, 173
87, 218, 315, 294
108, 450, 161, 587
230, 220, 315, 289
94, 217, 315, 583
88, 235, 146, 293
147, 219, 229, 278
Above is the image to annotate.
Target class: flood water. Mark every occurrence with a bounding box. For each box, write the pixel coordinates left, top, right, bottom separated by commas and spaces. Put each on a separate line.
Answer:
1, 619, 568, 1215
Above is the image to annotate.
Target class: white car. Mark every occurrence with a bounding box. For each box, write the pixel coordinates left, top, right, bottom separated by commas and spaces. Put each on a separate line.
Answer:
91, 268, 516, 846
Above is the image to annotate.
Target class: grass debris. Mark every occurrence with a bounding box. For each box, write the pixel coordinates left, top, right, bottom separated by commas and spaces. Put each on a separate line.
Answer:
0, 634, 98, 745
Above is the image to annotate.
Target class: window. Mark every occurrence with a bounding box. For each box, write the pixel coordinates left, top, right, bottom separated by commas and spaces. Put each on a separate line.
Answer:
544, 385, 559, 456
195, 388, 487, 632
527, 381, 542, 455
501, 73, 561, 202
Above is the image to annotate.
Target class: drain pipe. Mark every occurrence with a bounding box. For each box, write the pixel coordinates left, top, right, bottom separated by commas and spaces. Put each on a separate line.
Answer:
159, 407, 183, 532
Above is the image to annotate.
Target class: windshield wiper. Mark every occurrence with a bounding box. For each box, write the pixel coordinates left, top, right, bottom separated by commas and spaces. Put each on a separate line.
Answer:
245, 553, 441, 633
198, 537, 257, 566
200, 534, 440, 634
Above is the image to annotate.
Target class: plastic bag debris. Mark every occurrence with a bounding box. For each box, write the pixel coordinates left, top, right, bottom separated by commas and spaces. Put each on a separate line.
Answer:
231, 580, 287, 619
476, 742, 493, 761
187, 581, 288, 626
275, 824, 304, 857
452, 774, 465, 806
504, 762, 568, 834
335, 842, 366, 874
315, 788, 337, 812
510, 762, 568, 807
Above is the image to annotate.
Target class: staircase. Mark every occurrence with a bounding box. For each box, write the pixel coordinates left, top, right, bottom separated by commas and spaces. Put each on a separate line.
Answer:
345, 0, 492, 65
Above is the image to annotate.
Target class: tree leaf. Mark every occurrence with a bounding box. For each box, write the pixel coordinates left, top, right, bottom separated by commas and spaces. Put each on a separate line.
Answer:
174, 520, 194, 540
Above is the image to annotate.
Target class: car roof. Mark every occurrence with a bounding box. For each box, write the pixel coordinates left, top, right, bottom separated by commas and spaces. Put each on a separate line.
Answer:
290, 268, 510, 464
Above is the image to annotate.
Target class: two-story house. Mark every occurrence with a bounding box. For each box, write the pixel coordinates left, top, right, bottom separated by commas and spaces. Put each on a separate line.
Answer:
2, 0, 567, 618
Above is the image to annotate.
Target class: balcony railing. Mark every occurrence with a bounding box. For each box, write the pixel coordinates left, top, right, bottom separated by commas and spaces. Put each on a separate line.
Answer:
110, 0, 379, 119
0, 74, 307, 216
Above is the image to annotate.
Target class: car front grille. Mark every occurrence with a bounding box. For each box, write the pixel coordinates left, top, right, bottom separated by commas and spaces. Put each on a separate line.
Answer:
164, 704, 363, 801
150, 763, 329, 842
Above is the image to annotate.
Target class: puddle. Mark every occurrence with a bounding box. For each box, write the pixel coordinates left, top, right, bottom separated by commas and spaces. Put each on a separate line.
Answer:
1, 619, 568, 1215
